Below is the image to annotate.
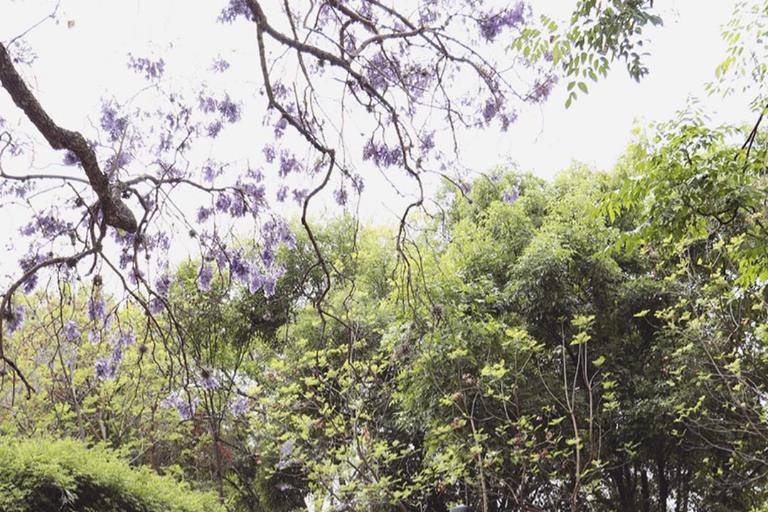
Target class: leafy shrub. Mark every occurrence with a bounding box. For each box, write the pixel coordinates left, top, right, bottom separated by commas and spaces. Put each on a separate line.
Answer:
0, 436, 223, 512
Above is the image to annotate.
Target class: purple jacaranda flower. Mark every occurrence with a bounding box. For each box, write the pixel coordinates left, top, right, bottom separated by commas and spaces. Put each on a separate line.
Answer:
362, 139, 402, 167
198, 263, 214, 292
100, 102, 128, 142
292, 188, 308, 205
262, 275, 279, 298
149, 298, 165, 314
197, 206, 213, 223
218, 95, 240, 123
230, 255, 251, 283
250, 264, 285, 298
215, 193, 232, 213
278, 151, 299, 177
199, 368, 219, 390
21, 215, 71, 238
483, 98, 500, 123
274, 116, 288, 138
128, 268, 145, 286
262, 218, 295, 249
276, 186, 288, 202
211, 57, 230, 72
127, 54, 165, 80
528, 74, 558, 104
229, 194, 248, 218
4, 304, 24, 335
88, 296, 106, 322
247, 166, 264, 182
351, 174, 364, 194
502, 186, 520, 204
114, 331, 136, 349
207, 121, 223, 138
500, 111, 518, 131
161, 390, 198, 420
63, 320, 81, 342
230, 396, 249, 416
203, 164, 216, 182
478, 3, 526, 41
263, 144, 276, 163
199, 94, 218, 113
261, 247, 274, 267
218, 0, 252, 23
63, 150, 79, 166
155, 274, 171, 296
88, 330, 100, 345
420, 132, 436, 153
334, 187, 348, 206
94, 357, 115, 380
176, 400, 195, 421
21, 273, 37, 294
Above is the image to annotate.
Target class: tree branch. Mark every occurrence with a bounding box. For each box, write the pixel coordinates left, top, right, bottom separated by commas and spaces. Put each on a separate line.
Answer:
0, 43, 137, 233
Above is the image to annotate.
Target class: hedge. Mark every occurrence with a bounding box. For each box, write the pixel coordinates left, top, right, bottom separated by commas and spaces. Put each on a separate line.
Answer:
0, 436, 224, 512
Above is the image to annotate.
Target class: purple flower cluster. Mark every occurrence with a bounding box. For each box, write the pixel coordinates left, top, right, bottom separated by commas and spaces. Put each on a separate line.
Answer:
262, 217, 295, 250
278, 151, 299, 177
363, 139, 403, 168
62, 150, 79, 166
21, 214, 71, 238
3, 304, 24, 335
478, 3, 526, 42
199, 368, 219, 390
161, 390, 199, 421
274, 117, 288, 138
149, 298, 165, 314
207, 121, 223, 138
229, 255, 251, 282
107, 151, 133, 170
18, 254, 44, 293
211, 57, 230, 73
528, 74, 558, 104
218, 0, 252, 23
481, 97, 518, 131
350, 174, 364, 194
334, 187, 348, 206
88, 296, 107, 322
292, 188, 308, 205
197, 206, 213, 223
366, 52, 397, 91
502, 185, 520, 204
94, 357, 115, 380
94, 330, 136, 381
229, 396, 249, 416
155, 274, 171, 296
127, 54, 166, 80
263, 145, 276, 163
198, 93, 242, 137
100, 102, 128, 142
248, 265, 285, 298
218, 95, 241, 123
63, 320, 81, 342
198, 263, 214, 292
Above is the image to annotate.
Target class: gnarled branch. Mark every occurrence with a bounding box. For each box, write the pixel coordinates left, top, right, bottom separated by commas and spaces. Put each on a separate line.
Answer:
0, 43, 137, 233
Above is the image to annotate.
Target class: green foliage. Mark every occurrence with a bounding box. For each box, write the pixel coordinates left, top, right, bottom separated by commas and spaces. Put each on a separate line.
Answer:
514, 0, 661, 106
0, 436, 222, 512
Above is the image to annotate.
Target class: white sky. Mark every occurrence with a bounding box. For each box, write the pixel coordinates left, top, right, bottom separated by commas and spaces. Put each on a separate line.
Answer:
0, 0, 757, 283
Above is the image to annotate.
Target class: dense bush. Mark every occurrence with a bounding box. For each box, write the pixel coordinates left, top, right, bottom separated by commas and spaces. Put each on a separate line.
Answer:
0, 437, 223, 512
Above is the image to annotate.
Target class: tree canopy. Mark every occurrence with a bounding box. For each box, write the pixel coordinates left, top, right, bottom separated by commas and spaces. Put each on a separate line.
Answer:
2, 1, 768, 511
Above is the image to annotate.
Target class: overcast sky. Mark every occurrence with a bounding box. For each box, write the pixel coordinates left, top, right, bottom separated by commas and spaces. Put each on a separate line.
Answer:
0, 0, 755, 284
